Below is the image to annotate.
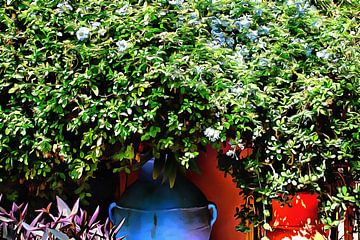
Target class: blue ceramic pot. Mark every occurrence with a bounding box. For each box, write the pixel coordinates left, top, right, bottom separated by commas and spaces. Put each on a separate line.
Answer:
109, 159, 217, 240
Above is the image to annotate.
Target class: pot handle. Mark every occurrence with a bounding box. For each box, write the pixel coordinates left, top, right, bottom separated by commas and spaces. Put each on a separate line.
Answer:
208, 203, 218, 227
108, 202, 118, 224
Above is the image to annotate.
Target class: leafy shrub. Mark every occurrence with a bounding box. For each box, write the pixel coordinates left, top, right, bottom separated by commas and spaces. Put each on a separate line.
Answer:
0, 194, 124, 239
0, 0, 359, 235
212, 0, 360, 232
0, 0, 231, 197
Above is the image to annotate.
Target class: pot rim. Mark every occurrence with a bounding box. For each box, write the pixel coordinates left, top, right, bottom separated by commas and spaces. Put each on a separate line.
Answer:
111, 204, 213, 213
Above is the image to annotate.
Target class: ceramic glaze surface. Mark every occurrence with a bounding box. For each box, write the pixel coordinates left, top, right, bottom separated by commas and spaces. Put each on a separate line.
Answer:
109, 159, 217, 240
109, 204, 216, 240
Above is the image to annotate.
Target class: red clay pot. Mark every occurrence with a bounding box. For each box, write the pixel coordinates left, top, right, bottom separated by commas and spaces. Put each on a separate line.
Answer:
267, 192, 326, 240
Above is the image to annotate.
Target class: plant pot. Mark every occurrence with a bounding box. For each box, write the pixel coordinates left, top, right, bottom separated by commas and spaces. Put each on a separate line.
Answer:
267, 192, 326, 240
109, 159, 217, 240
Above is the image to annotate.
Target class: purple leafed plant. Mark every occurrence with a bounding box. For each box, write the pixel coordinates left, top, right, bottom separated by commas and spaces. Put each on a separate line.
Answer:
0, 195, 124, 240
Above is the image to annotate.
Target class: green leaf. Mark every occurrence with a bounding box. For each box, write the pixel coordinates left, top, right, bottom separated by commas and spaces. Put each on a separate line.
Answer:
164, 159, 177, 188
141, 133, 151, 141
91, 86, 99, 96
149, 126, 161, 138
342, 186, 347, 195
153, 157, 165, 180
8, 85, 19, 93
125, 145, 135, 160
264, 209, 270, 217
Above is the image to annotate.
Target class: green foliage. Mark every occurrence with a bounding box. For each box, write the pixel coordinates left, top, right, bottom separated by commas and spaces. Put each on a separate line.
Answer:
214, 0, 360, 232
0, 0, 359, 234
0, 0, 231, 199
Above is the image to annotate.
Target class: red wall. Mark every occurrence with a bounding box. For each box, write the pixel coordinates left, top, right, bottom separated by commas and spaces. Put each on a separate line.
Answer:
187, 145, 246, 240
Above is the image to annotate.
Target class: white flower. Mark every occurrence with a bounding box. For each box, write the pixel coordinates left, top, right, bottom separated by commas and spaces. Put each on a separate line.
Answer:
204, 127, 220, 142
158, 32, 169, 43
189, 12, 198, 20
207, 41, 221, 49
257, 40, 267, 50
91, 21, 101, 29
195, 66, 203, 74
57, 1, 73, 12
76, 27, 90, 41
235, 45, 250, 56
98, 29, 107, 36
169, 0, 184, 5
116, 40, 130, 52
246, 30, 258, 42
231, 86, 243, 95
255, 9, 263, 16
234, 16, 252, 30
311, 21, 320, 28
115, 4, 129, 15
259, 26, 270, 35
316, 49, 331, 59
188, 12, 200, 25
226, 150, 236, 157
233, 51, 244, 63
238, 143, 245, 150
259, 58, 268, 66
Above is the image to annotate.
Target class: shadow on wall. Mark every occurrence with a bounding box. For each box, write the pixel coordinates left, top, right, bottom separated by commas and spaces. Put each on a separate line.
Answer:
186, 145, 246, 240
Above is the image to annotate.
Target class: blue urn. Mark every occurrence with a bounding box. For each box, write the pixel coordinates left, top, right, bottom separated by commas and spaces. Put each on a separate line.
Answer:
109, 159, 217, 240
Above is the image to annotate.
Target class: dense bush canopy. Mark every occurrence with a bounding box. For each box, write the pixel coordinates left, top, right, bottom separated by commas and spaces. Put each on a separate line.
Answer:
1, 0, 233, 198
213, 0, 360, 231
0, 0, 359, 233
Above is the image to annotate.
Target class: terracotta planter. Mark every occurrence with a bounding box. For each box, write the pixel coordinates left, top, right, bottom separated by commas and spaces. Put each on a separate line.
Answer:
267, 192, 326, 240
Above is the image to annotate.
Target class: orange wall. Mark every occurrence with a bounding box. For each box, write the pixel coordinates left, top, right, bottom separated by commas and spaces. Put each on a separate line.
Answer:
187, 145, 246, 240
